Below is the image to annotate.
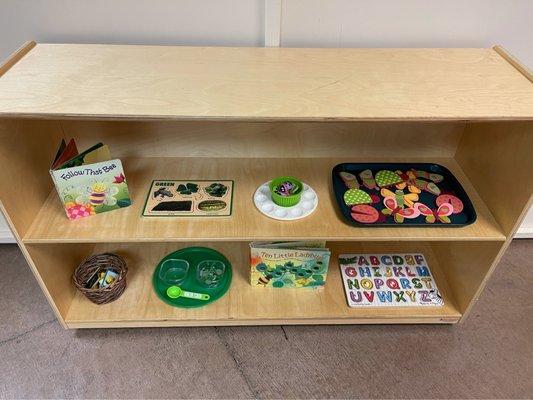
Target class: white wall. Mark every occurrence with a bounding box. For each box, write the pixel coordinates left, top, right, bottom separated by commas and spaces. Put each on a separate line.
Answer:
281, 0, 533, 67
0, 0, 264, 59
0, 0, 531, 241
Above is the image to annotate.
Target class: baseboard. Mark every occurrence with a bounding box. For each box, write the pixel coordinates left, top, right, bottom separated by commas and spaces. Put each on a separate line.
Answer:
0, 227, 15, 243
515, 226, 533, 239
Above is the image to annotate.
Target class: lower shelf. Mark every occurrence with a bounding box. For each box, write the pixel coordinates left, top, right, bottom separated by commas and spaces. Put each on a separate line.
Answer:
64, 242, 462, 328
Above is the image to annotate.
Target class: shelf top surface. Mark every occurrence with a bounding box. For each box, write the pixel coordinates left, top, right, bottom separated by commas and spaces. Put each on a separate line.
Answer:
0, 43, 532, 120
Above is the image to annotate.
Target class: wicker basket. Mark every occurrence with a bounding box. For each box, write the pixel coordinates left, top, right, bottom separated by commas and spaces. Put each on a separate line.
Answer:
73, 253, 128, 305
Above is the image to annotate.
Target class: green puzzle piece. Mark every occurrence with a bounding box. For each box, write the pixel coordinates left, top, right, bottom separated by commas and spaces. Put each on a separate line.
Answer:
375, 170, 403, 187
344, 189, 372, 206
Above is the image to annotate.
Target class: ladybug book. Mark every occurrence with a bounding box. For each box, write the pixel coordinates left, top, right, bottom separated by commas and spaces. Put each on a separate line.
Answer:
50, 139, 132, 220
250, 241, 330, 288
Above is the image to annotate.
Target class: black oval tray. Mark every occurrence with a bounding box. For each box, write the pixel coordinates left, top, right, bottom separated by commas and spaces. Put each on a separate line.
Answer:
332, 163, 477, 227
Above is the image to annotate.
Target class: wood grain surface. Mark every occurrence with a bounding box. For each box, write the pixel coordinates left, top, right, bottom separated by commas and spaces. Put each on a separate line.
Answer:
0, 44, 532, 120
64, 241, 461, 328
23, 157, 505, 243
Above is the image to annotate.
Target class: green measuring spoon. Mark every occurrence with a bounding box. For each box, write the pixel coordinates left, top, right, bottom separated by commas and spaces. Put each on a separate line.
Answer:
166, 286, 210, 301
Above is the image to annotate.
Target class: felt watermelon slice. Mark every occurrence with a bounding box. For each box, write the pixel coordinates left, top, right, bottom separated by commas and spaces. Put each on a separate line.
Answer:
351, 205, 379, 224
375, 170, 403, 188
344, 189, 372, 206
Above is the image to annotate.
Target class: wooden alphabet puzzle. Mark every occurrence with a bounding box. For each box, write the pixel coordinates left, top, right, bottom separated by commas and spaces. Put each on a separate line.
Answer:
339, 253, 443, 307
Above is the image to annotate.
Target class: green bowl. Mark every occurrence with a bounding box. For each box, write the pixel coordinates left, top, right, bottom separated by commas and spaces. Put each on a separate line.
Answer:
269, 176, 303, 207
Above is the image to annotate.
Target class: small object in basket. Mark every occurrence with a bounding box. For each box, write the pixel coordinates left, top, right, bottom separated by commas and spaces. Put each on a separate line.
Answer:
85, 269, 100, 289
73, 253, 128, 305
166, 286, 210, 301
197, 260, 226, 288
99, 269, 119, 288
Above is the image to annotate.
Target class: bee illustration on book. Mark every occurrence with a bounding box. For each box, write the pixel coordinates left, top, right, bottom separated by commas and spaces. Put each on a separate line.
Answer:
255, 262, 285, 286
255, 259, 326, 288
257, 273, 273, 286
76, 180, 119, 207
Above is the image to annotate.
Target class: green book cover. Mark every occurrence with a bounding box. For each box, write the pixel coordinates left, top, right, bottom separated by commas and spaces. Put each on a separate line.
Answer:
50, 159, 132, 220
250, 241, 330, 288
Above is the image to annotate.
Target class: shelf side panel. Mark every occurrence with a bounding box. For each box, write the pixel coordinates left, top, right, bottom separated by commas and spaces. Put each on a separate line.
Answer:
25, 243, 94, 321
456, 121, 533, 237
432, 241, 503, 315
0, 119, 63, 238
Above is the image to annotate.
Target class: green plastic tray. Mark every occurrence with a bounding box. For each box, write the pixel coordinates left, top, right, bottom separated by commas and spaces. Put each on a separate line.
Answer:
152, 247, 232, 308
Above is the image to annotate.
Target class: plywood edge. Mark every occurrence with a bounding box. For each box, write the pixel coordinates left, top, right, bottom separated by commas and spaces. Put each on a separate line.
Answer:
0, 41, 36, 78
3, 113, 533, 123
460, 196, 533, 321
493, 45, 533, 83
0, 201, 68, 328
65, 316, 459, 329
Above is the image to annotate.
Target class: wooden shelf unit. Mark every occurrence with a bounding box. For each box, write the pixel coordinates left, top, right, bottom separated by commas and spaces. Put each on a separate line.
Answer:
1, 42, 532, 329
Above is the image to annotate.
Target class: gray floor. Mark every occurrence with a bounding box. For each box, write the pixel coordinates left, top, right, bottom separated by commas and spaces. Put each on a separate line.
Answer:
0, 241, 532, 399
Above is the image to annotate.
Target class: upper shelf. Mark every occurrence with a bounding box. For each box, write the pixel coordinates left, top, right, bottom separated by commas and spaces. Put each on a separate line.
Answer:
0, 43, 532, 121
23, 156, 505, 243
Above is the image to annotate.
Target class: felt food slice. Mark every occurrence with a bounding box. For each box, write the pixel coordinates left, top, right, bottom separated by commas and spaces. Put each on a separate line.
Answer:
375, 170, 403, 188
436, 194, 463, 214
344, 189, 372, 206
413, 170, 444, 183
339, 171, 359, 189
414, 179, 441, 196
359, 169, 377, 190
351, 205, 379, 224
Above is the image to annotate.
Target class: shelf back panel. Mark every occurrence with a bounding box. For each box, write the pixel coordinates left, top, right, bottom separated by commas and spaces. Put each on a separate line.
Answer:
61, 119, 464, 159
